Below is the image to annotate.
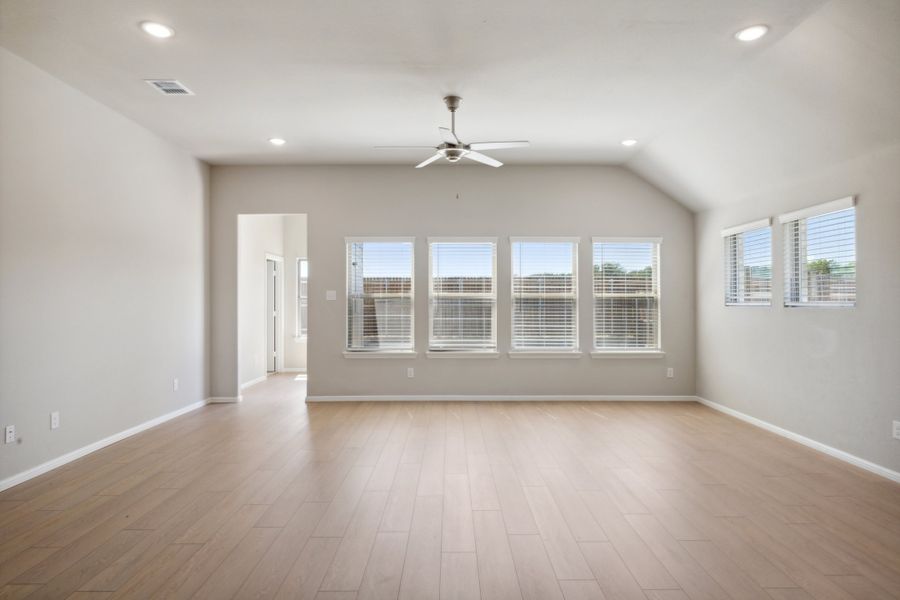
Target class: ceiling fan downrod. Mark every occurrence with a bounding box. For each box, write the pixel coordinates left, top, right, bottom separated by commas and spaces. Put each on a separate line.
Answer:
444, 95, 461, 137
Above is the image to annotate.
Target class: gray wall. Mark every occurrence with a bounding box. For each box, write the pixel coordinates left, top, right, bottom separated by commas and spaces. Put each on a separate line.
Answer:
0, 49, 209, 481
695, 144, 900, 473
210, 165, 695, 399
237, 214, 284, 387
282, 214, 309, 372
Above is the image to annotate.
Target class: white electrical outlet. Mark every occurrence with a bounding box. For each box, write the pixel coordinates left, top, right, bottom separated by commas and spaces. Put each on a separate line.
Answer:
893, 420, 900, 440
173, 378, 179, 392
50, 412, 60, 430
407, 367, 415, 378
666, 368, 674, 378
5, 425, 15, 444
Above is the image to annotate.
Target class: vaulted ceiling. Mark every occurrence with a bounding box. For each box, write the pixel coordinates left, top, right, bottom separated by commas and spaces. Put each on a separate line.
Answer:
1, 0, 898, 211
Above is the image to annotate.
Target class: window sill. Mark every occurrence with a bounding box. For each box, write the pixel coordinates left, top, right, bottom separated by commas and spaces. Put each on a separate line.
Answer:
784, 302, 855, 308
724, 303, 772, 307
343, 351, 418, 359
508, 351, 582, 359
426, 351, 500, 359
590, 351, 665, 359
293, 335, 308, 342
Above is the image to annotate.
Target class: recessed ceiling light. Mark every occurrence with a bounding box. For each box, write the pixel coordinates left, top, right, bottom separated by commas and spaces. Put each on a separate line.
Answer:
140, 21, 175, 39
269, 138, 287, 146
735, 25, 769, 42
621, 139, 638, 147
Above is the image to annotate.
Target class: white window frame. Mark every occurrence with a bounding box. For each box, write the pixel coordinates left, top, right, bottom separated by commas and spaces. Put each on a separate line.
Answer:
721, 218, 772, 307
590, 237, 663, 358
427, 236, 498, 357
779, 196, 856, 308
343, 236, 417, 358
295, 257, 309, 339
508, 236, 581, 357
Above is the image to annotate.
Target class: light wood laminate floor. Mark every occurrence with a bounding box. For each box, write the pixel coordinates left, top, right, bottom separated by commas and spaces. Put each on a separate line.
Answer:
1, 375, 898, 599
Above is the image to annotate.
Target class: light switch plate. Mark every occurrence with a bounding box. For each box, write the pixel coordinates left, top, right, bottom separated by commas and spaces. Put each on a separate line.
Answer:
326, 290, 337, 301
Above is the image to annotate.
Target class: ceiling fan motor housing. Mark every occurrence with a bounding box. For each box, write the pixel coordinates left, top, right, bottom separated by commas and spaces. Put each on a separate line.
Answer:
439, 147, 468, 162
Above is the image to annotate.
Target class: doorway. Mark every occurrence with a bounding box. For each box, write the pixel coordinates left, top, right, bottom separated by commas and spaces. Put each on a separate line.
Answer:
237, 214, 308, 393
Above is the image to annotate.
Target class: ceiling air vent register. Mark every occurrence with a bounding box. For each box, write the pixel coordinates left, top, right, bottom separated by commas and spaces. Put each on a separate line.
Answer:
144, 79, 194, 95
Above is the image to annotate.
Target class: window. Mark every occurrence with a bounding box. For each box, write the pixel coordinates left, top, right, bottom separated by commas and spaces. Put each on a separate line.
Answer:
346, 238, 414, 351
429, 238, 497, 352
722, 219, 772, 305
781, 197, 856, 307
510, 238, 578, 351
296, 258, 309, 336
592, 239, 661, 352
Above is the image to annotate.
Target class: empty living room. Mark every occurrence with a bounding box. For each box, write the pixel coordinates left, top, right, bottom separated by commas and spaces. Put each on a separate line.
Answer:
1, 1, 899, 598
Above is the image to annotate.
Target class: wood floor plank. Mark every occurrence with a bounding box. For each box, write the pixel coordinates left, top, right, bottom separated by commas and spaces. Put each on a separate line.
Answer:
398, 495, 442, 600
442, 474, 476, 552
472, 511, 523, 600
274, 537, 341, 600
357, 532, 408, 600
235, 501, 329, 599
320, 491, 390, 592
539, 468, 607, 542
314, 466, 376, 538
580, 490, 678, 590
507, 534, 564, 600
522, 486, 592, 580
491, 466, 538, 535
558, 580, 606, 600
579, 542, 647, 600
192, 526, 280, 599
439, 552, 481, 600
379, 462, 421, 533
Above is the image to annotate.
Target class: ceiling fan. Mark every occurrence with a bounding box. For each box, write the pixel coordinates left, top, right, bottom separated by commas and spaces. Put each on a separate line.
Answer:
375, 96, 530, 168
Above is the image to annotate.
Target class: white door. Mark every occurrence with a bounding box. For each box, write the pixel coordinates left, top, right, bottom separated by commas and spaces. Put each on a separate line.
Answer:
266, 259, 278, 372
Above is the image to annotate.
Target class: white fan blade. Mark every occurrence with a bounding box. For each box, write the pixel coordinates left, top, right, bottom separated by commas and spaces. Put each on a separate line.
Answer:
464, 151, 502, 167
468, 141, 530, 151
438, 127, 460, 145
415, 154, 442, 168
375, 146, 437, 150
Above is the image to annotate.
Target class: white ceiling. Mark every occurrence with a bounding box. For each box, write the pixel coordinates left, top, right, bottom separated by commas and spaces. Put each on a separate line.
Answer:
2, 0, 898, 210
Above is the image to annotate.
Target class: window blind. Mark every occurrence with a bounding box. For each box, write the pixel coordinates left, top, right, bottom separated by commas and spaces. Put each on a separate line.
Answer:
511, 239, 578, 350
297, 258, 309, 336
592, 240, 660, 351
724, 226, 772, 305
346, 239, 414, 351
783, 206, 856, 306
429, 240, 496, 351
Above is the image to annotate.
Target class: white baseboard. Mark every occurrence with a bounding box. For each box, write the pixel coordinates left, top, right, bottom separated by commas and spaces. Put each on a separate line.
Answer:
0, 400, 207, 493
207, 396, 242, 403
306, 394, 697, 403
240, 374, 269, 390
697, 396, 900, 484
279, 367, 307, 373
